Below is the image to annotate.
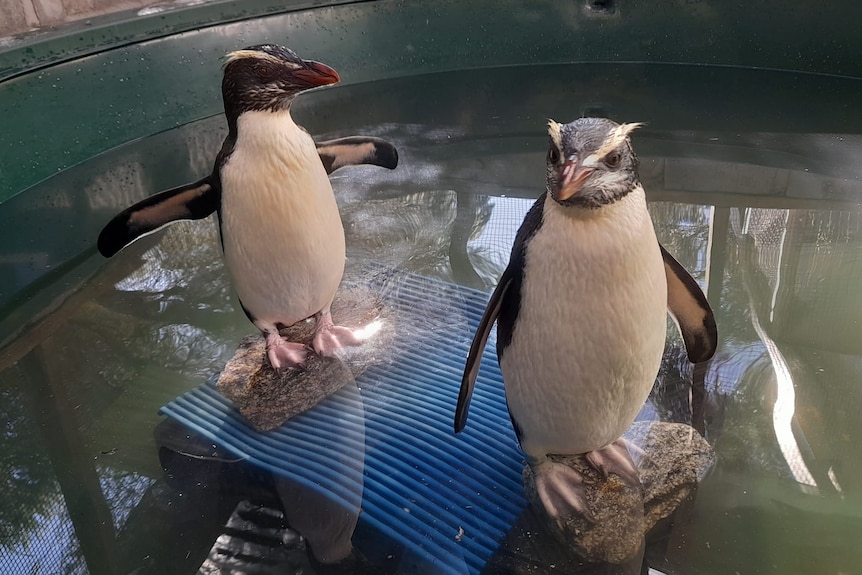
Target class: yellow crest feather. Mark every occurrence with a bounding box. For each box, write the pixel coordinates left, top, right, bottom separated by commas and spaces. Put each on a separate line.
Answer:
583, 122, 643, 167
223, 49, 284, 68
547, 119, 563, 150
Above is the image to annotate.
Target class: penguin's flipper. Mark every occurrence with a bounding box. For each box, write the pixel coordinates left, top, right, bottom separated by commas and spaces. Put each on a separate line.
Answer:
97, 177, 217, 257
661, 244, 718, 363
454, 269, 513, 433
456, 196, 544, 433
315, 136, 399, 175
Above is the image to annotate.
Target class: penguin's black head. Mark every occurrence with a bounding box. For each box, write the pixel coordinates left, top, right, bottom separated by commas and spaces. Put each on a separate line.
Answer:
545, 117, 642, 209
221, 44, 340, 115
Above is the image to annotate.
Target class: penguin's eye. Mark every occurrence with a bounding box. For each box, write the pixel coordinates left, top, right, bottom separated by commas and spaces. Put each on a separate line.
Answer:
255, 63, 279, 81
547, 147, 561, 165
604, 151, 622, 169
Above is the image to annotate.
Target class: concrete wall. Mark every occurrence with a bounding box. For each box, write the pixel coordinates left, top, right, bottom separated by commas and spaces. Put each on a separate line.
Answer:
0, 0, 161, 37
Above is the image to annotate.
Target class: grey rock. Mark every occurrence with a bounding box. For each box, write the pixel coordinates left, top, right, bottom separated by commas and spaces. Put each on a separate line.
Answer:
216, 285, 395, 431
523, 421, 714, 564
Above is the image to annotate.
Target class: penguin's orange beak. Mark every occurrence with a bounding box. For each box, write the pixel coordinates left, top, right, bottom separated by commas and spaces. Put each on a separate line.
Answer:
557, 157, 593, 202
293, 60, 340, 87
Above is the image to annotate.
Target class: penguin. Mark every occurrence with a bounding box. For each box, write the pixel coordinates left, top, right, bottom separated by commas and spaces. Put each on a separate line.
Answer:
98, 45, 399, 369
454, 117, 717, 521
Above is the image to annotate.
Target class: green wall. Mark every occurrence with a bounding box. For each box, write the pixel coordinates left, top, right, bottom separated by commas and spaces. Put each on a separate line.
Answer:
2, 0, 862, 202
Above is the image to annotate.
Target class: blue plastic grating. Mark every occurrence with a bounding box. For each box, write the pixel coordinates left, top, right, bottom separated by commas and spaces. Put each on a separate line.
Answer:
160, 270, 527, 575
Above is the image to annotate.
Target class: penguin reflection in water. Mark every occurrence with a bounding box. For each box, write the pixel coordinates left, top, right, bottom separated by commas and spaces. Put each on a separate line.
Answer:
456, 118, 717, 521
98, 45, 398, 368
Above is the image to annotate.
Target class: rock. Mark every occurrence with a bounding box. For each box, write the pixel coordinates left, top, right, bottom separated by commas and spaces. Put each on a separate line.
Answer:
523, 456, 645, 564
523, 421, 714, 564
634, 421, 714, 529
216, 285, 395, 431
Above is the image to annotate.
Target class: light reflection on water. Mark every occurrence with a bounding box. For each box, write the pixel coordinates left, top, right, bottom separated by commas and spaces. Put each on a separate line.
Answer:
1, 64, 862, 574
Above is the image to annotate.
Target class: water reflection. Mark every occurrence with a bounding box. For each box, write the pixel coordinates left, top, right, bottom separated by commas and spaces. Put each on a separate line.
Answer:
2, 153, 861, 574
158, 378, 370, 572
0, 371, 83, 572
2, 73, 862, 573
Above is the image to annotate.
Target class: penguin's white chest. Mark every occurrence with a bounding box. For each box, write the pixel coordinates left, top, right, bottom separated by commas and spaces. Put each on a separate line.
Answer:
501, 190, 667, 458
219, 110, 345, 330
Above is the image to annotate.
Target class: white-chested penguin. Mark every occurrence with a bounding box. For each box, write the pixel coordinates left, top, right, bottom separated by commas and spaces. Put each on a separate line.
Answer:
455, 118, 717, 521
98, 45, 399, 369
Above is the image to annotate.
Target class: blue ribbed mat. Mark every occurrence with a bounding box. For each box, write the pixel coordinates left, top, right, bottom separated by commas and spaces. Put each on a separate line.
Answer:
159, 270, 526, 575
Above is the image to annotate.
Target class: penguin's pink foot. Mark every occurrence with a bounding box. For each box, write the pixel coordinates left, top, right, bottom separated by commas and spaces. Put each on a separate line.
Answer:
265, 332, 307, 369
312, 312, 363, 358
585, 438, 640, 486
531, 457, 595, 523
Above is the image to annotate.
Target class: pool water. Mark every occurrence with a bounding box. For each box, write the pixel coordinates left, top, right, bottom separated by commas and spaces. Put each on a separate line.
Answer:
1, 63, 862, 574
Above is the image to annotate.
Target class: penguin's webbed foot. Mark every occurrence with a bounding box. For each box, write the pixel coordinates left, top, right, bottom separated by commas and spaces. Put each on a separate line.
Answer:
531, 458, 595, 523
585, 439, 640, 486
312, 312, 364, 357
265, 332, 308, 369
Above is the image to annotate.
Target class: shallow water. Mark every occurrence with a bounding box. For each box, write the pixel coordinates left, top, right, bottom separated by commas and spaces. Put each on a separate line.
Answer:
1, 63, 862, 574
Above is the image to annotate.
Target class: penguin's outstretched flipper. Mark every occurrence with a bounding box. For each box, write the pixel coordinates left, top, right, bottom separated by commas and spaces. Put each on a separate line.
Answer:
315, 136, 399, 174
97, 177, 217, 257
97, 136, 398, 259
454, 269, 514, 433
661, 244, 718, 363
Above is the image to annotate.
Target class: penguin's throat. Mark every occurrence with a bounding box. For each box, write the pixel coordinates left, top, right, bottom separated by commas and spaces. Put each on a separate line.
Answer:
227, 89, 296, 117
234, 109, 305, 154
543, 186, 653, 249
553, 183, 634, 210
549, 188, 639, 222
